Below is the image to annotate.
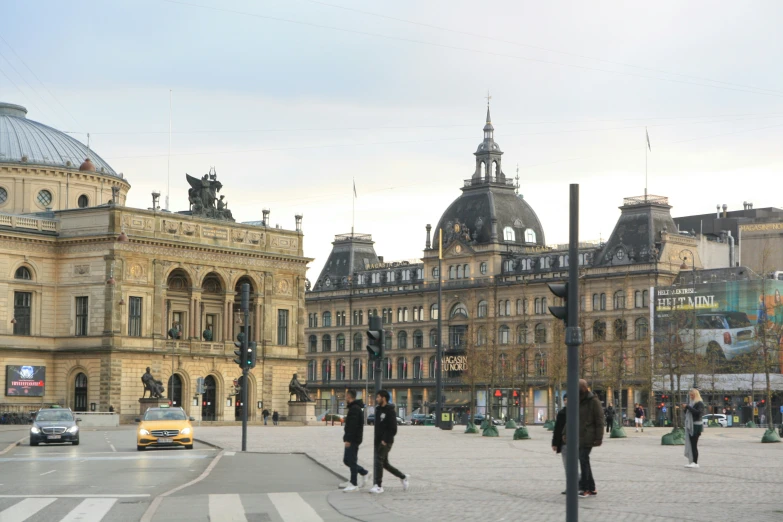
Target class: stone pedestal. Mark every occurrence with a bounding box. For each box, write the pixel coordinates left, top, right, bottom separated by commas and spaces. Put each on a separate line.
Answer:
287, 401, 317, 425
138, 398, 171, 418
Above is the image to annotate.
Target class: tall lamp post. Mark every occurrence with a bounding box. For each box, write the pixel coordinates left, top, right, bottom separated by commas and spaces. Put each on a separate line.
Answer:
679, 250, 698, 389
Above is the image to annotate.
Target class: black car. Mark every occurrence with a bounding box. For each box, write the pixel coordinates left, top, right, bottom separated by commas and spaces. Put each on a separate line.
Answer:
30, 408, 81, 446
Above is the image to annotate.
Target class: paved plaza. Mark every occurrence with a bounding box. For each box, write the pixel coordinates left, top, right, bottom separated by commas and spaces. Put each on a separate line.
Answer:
196, 424, 783, 522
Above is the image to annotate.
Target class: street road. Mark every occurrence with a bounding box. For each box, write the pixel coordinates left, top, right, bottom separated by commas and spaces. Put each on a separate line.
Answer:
0, 426, 355, 521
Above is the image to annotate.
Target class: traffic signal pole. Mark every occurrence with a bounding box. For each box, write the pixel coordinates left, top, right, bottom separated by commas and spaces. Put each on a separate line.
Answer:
240, 283, 250, 452
565, 184, 581, 522
436, 229, 443, 428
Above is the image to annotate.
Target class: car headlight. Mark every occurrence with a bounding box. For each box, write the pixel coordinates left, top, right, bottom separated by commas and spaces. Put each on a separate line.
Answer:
67, 426, 79, 434
139, 428, 150, 436
30, 426, 40, 434
180, 427, 191, 435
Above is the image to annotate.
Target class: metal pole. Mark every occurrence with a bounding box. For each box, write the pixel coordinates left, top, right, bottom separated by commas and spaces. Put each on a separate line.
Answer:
241, 283, 249, 452
436, 229, 443, 428
691, 257, 698, 389
565, 184, 582, 522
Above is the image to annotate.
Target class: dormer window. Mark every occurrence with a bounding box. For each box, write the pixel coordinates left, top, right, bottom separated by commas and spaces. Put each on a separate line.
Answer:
525, 229, 536, 243
503, 227, 515, 241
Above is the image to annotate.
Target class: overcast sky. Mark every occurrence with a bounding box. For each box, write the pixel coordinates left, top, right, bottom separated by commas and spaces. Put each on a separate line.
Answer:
2, 0, 782, 279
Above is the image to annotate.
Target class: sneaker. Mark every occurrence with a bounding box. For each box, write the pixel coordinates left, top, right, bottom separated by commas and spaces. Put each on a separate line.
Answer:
691, 463, 699, 469
401, 474, 410, 492
359, 473, 371, 488
368, 485, 384, 494
590, 490, 598, 496
343, 485, 360, 493
338, 481, 351, 489
578, 491, 593, 498
685, 463, 696, 468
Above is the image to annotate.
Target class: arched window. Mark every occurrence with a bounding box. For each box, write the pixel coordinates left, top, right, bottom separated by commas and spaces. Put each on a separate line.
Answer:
353, 332, 363, 351
477, 327, 487, 346
613, 291, 625, 310
397, 358, 408, 380
322, 334, 332, 352
428, 356, 436, 378
534, 298, 541, 315
505, 300, 511, 316
418, 306, 424, 321
499, 353, 508, 378
383, 357, 392, 379
384, 331, 392, 350
387, 271, 395, 283
499, 325, 510, 344
77, 194, 89, 208
450, 303, 469, 318
352, 358, 362, 380
335, 359, 346, 381
517, 325, 528, 344
307, 359, 317, 381
398, 331, 408, 349
429, 329, 438, 347
413, 307, 419, 322
498, 300, 505, 317
464, 264, 470, 277
397, 308, 403, 323
478, 301, 488, 318
449, 266, 457, 279
413, 356, 422, 380
430, 304, 439, 320
593, 320, 606, 341
74, 372, 88, 412
401, 269, 411, 281
534, 352, 547, 376
635, 318, 649, 341
642, 290, 649, 307
14, 266, 32, 280
614, 319, 628, 340
336, 333, 345, 351
600, 293, 606, 310
534, 324, 546, 344
503, 227, 515, 241
634, 290, 643, 308
635, 350, 648, 374
592, 294, 599, 311
403, 307, 409, 322
322, 360, 331, 382
516, 299, 522, 315
322, 311, 332, 326
525, 229, 536, 243
432, 267, 439, 279
413, 330, 423, 348
457, 265, 463, 279
308, 335, 317, 353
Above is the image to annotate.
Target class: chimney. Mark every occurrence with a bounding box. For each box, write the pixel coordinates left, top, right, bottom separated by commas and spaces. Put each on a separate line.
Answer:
425, 224, 432, 250
262, 208, 270, 226
722, 204, 728, 218
716, 204, 720, 218
726, 230, 735, 268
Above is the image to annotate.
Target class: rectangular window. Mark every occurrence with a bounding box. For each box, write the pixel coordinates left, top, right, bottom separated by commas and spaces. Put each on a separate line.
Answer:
128, 297, 142, 337
13, 291, 32, 336
75, 296, 89, 336
277, 309, 289, 345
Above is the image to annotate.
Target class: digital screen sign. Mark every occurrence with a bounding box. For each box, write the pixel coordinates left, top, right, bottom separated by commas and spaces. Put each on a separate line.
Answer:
6, 365, 46, 397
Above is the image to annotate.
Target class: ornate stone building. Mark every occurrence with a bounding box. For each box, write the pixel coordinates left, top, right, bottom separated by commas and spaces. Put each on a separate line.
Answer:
0, 102, 309, 422
305, 107, 727, 422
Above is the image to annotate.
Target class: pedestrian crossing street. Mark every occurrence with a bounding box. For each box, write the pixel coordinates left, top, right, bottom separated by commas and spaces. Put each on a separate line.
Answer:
0, 492, 341, 521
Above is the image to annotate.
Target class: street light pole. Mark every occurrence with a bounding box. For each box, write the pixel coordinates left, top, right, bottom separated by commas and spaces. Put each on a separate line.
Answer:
436, 229, 443, 428
679, 250, 697, 389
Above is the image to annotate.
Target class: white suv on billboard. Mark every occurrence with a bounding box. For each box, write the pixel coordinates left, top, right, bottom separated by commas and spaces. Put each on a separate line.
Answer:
679, 311, 757, 361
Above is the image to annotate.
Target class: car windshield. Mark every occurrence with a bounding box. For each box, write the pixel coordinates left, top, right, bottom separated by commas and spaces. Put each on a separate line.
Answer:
725, 312, 751, 328
144, 409, 187, 421
36, 410, 74, 422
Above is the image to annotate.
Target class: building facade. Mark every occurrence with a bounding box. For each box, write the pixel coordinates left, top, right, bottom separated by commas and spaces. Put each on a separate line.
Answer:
0, 102, 309, 422
305, 107, 719, 422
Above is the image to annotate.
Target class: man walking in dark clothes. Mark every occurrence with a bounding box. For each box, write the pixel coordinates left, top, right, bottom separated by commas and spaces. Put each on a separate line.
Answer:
340, 390, 370, 492
578, 379, 604, 497
369, 390, 409, 495
605, 403, 615, 433
551, 394, 568, 494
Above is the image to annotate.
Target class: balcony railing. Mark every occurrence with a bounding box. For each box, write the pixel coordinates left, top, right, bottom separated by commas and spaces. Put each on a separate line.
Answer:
0, 212, 59, 233
463, 177, 516, 188
623, 195, 668, 206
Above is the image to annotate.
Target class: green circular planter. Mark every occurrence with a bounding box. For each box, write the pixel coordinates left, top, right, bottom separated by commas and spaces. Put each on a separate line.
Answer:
661, 427, 685, 446
482, 425, 499, 437
505, 419, 518, 429
480, 419, 491, 430
513, 426, 531, 440
746, 421, 757, 428
643, 420, 654, 427
610, 426, 627, 438
464, 423, 479, 434
761, 428, 781, 443
543, 420, 555, 431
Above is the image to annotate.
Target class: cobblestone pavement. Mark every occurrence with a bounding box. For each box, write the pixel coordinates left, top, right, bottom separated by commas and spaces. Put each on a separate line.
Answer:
196, 424, 783, 522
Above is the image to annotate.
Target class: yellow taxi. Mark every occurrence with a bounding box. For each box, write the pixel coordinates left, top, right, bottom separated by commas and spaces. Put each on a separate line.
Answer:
135, 406, 195, 450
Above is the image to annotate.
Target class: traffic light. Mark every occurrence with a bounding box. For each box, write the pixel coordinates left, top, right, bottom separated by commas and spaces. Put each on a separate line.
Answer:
247, 342, 257, 369
233, 336, 244, 368
547, 282, 568, 324
366, 316, 384, 360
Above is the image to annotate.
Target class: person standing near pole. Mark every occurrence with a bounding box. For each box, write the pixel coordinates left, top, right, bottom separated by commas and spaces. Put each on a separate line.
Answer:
683, 388, 705, 468
578, 379, 604, 497
551, 394, 568, 494
605, 403, 614, 434
340, 390, 370, 492
369, 390, 409, 495
262, 408, 270, 426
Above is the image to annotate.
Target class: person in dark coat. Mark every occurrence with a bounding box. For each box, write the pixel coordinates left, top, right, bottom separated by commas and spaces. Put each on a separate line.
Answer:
551, 394, 568, 494
369, 390, 409, 495
272, 410, 279, 426
578, 380, 604, 497
340, 390, 370, 492
604, 403, 615, 433
262, 409, 270, 425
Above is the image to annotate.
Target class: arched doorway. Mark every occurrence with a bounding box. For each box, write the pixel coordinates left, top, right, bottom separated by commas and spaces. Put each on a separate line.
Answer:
233, 374, 256, 421
202, 376, 217, 421
168, 374, 183, 407
74, 373, 88, 412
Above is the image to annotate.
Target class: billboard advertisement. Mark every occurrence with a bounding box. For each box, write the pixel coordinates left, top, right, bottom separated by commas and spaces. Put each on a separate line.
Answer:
5, 365, 46, 396
654, 279, 783, 363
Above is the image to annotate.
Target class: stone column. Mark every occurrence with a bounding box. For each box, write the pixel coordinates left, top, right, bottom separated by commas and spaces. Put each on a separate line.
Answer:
627, 387, 634, 420
253, 303, 261, 342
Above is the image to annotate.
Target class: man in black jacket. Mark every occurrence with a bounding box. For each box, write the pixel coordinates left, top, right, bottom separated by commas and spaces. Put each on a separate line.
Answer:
551, 394, 567, 494
369, 390, 409, 495
341, 390, 370, 492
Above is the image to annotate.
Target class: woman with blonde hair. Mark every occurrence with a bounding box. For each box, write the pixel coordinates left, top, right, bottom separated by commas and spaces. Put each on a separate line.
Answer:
683, 388, 705, 468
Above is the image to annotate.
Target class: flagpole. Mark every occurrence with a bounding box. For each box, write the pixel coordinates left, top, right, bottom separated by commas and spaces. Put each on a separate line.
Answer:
645, 127, 648, 200
352, 178, 355, 237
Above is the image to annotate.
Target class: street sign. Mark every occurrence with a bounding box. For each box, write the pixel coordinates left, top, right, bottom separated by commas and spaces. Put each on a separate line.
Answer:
662, 407, 667, 413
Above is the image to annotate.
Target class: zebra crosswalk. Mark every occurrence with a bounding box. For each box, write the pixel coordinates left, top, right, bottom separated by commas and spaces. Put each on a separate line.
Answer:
0, 492, 345, 521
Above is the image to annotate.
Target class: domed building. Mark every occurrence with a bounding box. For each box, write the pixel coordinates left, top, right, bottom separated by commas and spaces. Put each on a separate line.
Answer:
305, 106, 703, 425
0, 102, 309, 423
